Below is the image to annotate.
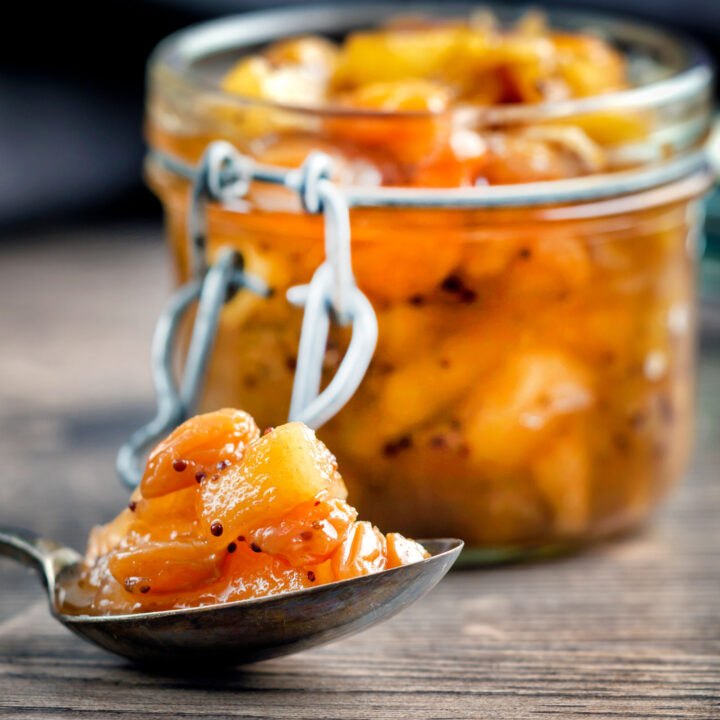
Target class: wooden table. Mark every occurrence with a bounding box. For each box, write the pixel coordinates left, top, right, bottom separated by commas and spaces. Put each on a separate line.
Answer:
1, 226, 719, 719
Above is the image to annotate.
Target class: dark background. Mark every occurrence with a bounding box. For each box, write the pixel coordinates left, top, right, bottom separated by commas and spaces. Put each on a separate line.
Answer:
1, 0, 718, 235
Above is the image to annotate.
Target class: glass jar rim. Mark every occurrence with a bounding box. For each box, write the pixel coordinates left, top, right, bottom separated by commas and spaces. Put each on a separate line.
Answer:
149, 145, 713, 210
149, 2, 713, 122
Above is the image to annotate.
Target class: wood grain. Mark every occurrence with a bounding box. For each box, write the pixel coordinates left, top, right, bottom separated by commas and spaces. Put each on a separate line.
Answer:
0, 226, 719, 719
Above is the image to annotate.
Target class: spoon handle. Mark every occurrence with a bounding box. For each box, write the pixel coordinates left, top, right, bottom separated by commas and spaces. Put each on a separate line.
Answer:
0, 527, 48, 568
0, 527, 80, 587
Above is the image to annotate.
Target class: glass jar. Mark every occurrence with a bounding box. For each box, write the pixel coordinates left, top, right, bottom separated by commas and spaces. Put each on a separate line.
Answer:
144, 6, 714, 559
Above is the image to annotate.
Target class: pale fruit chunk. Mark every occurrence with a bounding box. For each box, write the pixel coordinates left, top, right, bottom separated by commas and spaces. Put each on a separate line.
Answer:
199, 422, 348, 543
222, 56, 327, 107
375, 303, 440, 366
552, 34, 626, 97
461, 236, 517, 281
483, 133, 586, 184
521, 125, 604, 174
531, 426, 591, 535
337, 78, 451, 113
571, 110, 649, 147
386, 533, 430, 569
333, 28, 465, 86
378, 317, 512, 437
220, 56, 328, 137
463, 350, 594, 467
263, 36, 339, 75
534, 295, 637, 367
330, 521, 387, 580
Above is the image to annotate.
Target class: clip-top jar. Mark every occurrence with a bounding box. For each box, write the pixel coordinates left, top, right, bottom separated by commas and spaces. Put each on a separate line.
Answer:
144, 5, 714, 560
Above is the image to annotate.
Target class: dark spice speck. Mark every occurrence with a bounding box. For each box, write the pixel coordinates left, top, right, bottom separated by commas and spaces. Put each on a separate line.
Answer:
383, 435, 413, 457
441, 274, 463, 292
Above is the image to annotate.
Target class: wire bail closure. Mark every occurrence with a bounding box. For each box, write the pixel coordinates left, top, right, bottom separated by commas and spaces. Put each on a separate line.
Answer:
117, 141, 378, 487
285, 152, 378, 429
188, 141, 252, 278
116, 143, 268, 489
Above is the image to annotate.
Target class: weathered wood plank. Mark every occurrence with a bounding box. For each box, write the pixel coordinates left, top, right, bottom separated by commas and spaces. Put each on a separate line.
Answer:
0, 227, 718, 719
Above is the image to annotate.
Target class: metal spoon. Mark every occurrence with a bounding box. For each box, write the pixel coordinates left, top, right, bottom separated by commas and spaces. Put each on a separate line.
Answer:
0, 527, 462, 667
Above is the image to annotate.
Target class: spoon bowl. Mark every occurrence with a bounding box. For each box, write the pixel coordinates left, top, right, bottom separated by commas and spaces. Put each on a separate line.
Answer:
0, 527, 462, 667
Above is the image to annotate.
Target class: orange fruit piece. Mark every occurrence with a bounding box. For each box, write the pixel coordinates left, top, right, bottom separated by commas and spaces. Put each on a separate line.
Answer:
330, 521, 388, 580
107, 539, 223, 595
86, 508, 135, 564
328, 79, 452, 165
248, 491, 358, 567
184, 543, 312, 605
131, 484, 202, 541
141, 408, 259, 498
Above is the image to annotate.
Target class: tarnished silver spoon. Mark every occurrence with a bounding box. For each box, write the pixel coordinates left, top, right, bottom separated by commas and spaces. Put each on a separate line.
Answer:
0, 527, 462, 667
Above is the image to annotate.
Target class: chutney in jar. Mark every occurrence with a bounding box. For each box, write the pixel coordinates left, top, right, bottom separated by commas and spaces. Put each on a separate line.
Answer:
145, 7, 713, 557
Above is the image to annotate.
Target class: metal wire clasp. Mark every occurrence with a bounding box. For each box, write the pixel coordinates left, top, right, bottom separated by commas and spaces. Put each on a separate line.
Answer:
286, 152, 378, 429
117, 142, 378, 487
116, 145, 268, 489
188, 141, 252, 278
